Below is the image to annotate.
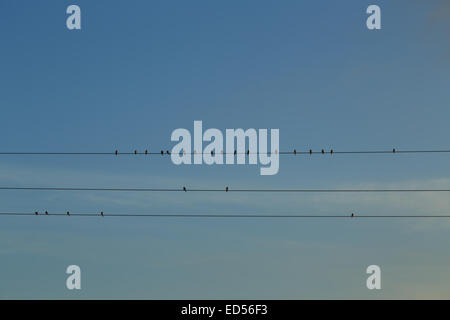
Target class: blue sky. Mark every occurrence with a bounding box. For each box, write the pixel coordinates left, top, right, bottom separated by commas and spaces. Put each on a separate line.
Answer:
0, 0, 450, 299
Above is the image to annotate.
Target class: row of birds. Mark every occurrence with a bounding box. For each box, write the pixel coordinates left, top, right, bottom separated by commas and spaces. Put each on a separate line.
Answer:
113, 149, 398, 155
32, 211, 358, 217
34, 211, 104, 216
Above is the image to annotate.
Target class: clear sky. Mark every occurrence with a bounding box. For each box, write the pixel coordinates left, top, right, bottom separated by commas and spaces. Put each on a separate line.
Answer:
0, 0, 449, 299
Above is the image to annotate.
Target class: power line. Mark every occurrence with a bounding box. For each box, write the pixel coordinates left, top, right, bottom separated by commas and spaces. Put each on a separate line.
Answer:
1, 212, 450, 218
0, 148, 450, 156
1, 186, 450, 193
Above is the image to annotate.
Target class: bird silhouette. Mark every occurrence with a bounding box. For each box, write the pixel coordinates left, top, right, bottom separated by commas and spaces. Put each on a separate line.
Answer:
34, 211, 38, 216
134, 150, 137, 154
226, 186, 229, 192
100, 211, 104, 217
321, 149, 325, 154
393, 148, 396, 153
45, 211, 48, 215
183, 186, 187, 192
66, 211, 70, 216
234, 150, 237, 155
247, 150, 250, 155
161, 150, 164, 155
166, 150, 170, 155
211, 150, 214, 156
309, 149, 312, 155
330, 149, 334, 154
351, 213, 354, 218
115, 150, 118, 155
144, 150, 148, 154
294, 149, 297, 155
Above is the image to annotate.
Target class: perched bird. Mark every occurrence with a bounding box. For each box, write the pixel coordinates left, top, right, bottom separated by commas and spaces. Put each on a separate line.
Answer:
330, 149, 334, 154
144, 150, 148, 155
166, 150, 170, 155
294, 149, 297, 155
321, 149, 325, 154
66, 211, 70, 216
183, 186, 187, 192
309, 149, 312, 155
115, 150, 118, 155
393, 148, 396, 153
161, 150, 164, 155
226, 186, 229, 192
45, 211, 48, 215
351, 213, 354, 218
100, 211, 104, 217
247, 150, 250, 155
34, 211, 38, 216
211, 150, 214, 156
234, 150, 237, 155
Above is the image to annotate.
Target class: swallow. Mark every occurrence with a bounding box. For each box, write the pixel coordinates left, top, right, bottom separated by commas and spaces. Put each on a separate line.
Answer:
35, 211, 38, 216
309, 149, 312, 155
66, 211, 70, 216
393, 148, 396, 153
45, 211, 48, 215
330, 149, 334, 154
294, 149, 297, 155
247, 150, 250, 155
226, 186, 229, 192
134, 150, 138, 154
234, 150, 237, 155
144, 150, 148, 154
183, 186, 187, 192
166, 150, 170, 155
351, 213, 354, 218
100, 211, 104, 217
321, 149, 325, 154
115, 150, 118, 155
161, 150, 164, 155
211, 150, 214, 156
